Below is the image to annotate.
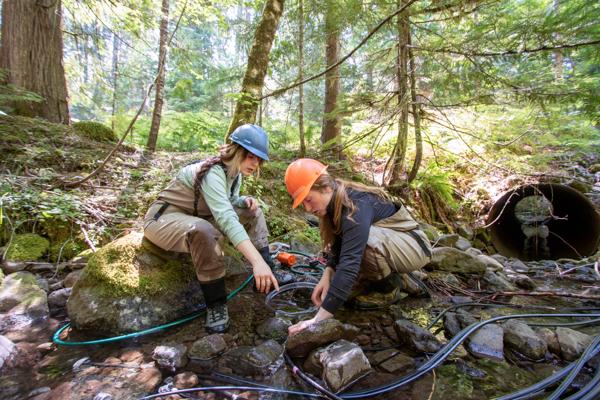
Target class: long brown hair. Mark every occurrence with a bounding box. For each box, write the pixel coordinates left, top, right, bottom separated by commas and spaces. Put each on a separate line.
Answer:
192, 143, 259, 215
312, 173, 392, 249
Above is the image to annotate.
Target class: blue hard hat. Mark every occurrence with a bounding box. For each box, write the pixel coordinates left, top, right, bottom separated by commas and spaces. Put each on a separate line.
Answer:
230, 124, 270, 161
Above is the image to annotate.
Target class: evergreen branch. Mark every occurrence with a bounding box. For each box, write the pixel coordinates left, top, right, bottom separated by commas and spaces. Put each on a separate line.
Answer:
260, 0, 419, 100
412, 39, 600, 57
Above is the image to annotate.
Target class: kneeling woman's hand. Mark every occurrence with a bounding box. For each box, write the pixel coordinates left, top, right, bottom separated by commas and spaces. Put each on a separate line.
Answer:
288, 308, 334, 336
253, 259, 280, 293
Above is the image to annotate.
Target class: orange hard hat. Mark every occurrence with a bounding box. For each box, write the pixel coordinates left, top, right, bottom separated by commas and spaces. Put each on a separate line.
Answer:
285, 158, 328, 209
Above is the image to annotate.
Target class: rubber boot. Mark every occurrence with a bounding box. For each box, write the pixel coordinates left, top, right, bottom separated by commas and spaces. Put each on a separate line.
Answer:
351, 273, 405, 310
200, 278, 230, 333
258, 246, 295, 286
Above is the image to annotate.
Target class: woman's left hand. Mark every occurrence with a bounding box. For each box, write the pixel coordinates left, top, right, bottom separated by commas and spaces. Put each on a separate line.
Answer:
289, 317, 318, 336
245, 197, 259, 212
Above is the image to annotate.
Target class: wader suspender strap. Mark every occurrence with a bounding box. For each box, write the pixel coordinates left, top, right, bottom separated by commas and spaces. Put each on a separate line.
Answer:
152, 202, 170, 221
407, 230, 432, 258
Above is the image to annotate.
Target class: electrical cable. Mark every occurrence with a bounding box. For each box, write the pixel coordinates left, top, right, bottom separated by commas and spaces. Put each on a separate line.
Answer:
53, 275, 254, 346
285, 352, 344, 400
138, 385, 325, 400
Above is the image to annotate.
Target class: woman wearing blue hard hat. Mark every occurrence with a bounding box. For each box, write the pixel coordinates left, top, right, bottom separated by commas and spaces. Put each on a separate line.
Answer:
143, 124, 292, 334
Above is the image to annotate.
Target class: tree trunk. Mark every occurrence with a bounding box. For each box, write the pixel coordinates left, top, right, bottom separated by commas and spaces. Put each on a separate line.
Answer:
298, 0, 306, 157
111, 32, 120, 131
389, 0, 410, 187
406, 31, 422, 184
0, 0, 70, 124
321, 0, 342, 159
227, 0, 285, 136
147, 0, 169, 152
552, 0, 563, 80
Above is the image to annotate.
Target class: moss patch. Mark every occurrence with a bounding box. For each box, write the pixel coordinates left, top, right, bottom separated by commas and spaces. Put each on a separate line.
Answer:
73, 121, 118, 143
5, 233, 49, 261
84, 233, 196, 297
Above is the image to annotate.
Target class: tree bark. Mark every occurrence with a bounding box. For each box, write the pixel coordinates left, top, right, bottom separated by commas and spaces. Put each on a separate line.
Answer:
0, 0, 70, 124
111, 32, 120, 131
147, 0, 169, 152
407, 31, 422, 184
389, 0, 410, 187
321, 0, 342, 159
226, 0, 285, 136
298, 0, 306, 157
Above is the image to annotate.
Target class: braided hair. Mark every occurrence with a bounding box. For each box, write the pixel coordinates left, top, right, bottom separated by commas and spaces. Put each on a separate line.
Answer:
192, 143, 249, 216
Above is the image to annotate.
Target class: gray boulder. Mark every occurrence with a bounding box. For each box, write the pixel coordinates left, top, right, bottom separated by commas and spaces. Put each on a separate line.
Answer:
318, 340, 371, 392
0, 335, 16, 370
467, 324, 504, 361
429, 247, 487, 275
394, 320, 442, 353
503, 320, 547, 360
67, 233, 205, 335
222, 339, 283, 376
0, 271, 49, 331
555, 327, 593, 361
286, 319, 345, 358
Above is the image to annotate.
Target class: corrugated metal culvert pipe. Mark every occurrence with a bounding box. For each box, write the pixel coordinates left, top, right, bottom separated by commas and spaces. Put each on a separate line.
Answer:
486, 183, 600, 260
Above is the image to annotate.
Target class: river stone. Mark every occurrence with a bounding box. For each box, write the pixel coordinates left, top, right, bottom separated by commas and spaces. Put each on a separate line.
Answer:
0, 271, 49, 331
48, 287, 72, 309
467, 324, 504, 361
477, 255, 504, 272
483, 270, 517, 291
509, 273, 536, 290
555, 327, 593, 361
429, 247, 487, 275
152, 344, 188, 371
317, 340, 371, 392
419, 222, 441, 242
286, 319, 345, 357
222, 339, 283, 376
0, 335, 16, 369
503, 320, 547, 360
379, 352, 415, 374
256, 317, 291, 342
436, 234, 460, 247
455, 237, 472, 251
394, 319, 442, 353
535, 327, 561, 355
63, 270, 83, 288
67, 232, 205, 335
188, 334, 227, 360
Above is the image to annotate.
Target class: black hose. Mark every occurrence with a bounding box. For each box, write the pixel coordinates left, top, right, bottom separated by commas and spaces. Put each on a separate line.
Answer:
285, 352, 344, 400
564, 361, 600, 400
138, 385, 323, 400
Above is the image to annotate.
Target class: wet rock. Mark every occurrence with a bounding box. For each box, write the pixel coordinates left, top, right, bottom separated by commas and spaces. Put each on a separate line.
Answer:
444, 312, 462, 339
506, 259, 529, 273
222, 339, 283, 376
436, 234, 460, 247
27, 387, 51, 399
477, 255, 504, 272
490, 254, 508, 264
317, 340, 372, 392
173, 371, 199, 389
341, 323, 361, 342
508, 273, 536, 290
455, 359, 486, 378
93, 393, 113, 400
467, 324, 504, 361
152, 344, 188, 371
285, 319, 344, 357
419, 222, 441, 242
379, 353, 415, 373
457, 224, 474, 240
63, 269, 83, 288
119, 349, 145, 364
48, 287, 72, 309
555, 327, 593, 361
393, 320, 442, 353
503, 320, 547, 360
2, 261, 28, 274
0, 271, 49, 331
429, 247, 487, 275
67, 233, 205, 335
0, 334, 16, 369
535, 327, 561, 355
466, 248, 483, 257
455, 237, 472, 251
368, 348, 399, 366
188, 334, 227, 360
36, 278, 50, 292
256, 317, 291, 342
483, 270, 517, 291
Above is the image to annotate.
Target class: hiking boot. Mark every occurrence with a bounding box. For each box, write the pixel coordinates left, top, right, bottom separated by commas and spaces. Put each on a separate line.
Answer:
351, 287, 407, 310
205, 302, 230, 333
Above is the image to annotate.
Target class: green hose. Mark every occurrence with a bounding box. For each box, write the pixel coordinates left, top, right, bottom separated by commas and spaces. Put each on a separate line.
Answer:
53, 275, 254, 346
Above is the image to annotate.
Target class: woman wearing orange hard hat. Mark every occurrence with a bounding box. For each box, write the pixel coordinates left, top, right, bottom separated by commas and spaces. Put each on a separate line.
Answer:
284, 158, 432, 335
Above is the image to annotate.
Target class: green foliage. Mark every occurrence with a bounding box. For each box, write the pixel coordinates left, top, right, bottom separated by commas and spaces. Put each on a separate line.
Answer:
73, 121, 118, 143
113, 110, 227, 152
4, 233, 50, 262
412, 161, 458, 210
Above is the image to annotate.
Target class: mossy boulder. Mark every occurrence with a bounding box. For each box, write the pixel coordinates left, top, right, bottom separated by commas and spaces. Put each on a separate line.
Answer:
4, 233, 49, 262
0, 271, 49, 331
72, 121, 118, 143
67, 232, 204, 335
